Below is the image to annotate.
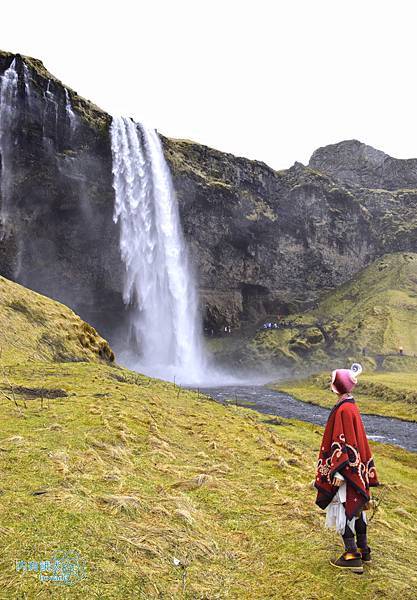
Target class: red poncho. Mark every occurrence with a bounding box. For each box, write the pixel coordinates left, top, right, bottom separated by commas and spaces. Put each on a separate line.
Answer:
315, 397, 379, 520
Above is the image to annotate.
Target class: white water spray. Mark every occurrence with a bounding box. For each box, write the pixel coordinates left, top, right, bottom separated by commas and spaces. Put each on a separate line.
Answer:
0, 59, 18, 234
111, 117, 209, 384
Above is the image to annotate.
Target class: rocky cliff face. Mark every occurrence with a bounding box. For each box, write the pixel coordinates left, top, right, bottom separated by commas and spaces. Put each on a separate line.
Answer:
309, 140, 417, 190
0, 51, 123, 339
163, 138, 417, 329
1, 51, 417, 346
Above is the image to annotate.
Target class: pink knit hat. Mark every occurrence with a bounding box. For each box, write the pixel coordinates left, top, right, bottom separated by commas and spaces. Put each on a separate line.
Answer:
331, 363, 362, 395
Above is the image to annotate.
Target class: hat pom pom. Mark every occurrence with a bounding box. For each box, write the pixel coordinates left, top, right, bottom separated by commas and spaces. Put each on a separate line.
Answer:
350, 363, 363, 377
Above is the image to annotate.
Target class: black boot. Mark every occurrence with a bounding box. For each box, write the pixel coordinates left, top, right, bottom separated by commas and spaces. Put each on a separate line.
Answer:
358, 546, 371, 563
330, 551, 363, 574
355, 514, 369, 562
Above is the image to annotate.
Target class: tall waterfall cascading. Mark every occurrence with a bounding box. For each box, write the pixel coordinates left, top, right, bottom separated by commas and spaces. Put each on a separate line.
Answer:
0, 59, 18, 234
111, 117, 208, 384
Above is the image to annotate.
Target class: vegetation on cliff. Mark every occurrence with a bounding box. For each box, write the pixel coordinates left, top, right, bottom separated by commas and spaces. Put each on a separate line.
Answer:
227, 252, 417, 374
0, 278, 417, 598
0, 50, 110, 132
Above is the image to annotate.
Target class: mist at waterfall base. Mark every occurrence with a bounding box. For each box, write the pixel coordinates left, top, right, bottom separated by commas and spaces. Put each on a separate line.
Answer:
111, 116, 256, 387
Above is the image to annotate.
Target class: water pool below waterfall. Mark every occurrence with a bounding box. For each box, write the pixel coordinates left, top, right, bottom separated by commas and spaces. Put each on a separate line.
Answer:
198, 385, 417, 453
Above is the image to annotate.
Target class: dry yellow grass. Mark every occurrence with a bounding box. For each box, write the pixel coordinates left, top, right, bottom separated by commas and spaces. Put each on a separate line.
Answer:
0, 361, 416, 599
0, 276, 416, 598
0, 275, 114, 364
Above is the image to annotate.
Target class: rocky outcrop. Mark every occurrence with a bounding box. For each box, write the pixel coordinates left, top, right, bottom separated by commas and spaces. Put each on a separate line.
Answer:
1, 51, 417, 347
309, 139, 417, 190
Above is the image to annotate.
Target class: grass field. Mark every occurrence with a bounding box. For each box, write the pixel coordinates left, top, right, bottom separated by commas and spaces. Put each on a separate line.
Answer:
0, 361, 416, 598
0, 276, 417, 598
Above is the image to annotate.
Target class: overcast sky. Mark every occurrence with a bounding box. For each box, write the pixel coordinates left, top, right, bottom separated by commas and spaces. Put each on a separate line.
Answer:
2, 1, 416, 169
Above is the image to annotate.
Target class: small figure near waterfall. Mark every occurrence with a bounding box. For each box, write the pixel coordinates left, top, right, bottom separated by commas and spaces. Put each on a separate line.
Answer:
314, 364, 379, 574
261, 321, 280, 330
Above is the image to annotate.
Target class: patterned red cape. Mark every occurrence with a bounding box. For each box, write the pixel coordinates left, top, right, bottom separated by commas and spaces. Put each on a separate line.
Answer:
314, 397, 379, 520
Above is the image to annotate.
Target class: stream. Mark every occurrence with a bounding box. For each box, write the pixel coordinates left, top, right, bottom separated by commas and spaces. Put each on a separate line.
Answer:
199, 385, 417, 453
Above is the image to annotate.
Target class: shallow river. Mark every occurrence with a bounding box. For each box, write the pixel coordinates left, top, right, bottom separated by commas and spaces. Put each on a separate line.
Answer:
198, 385, 417, 453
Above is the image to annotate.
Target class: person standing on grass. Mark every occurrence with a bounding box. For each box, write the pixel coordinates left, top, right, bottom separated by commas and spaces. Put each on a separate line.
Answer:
314, 363, 379, 574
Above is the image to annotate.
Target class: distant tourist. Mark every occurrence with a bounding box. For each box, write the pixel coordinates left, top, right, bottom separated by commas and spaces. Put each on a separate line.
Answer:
399, 346, 404, 356
314, 363, 379, 573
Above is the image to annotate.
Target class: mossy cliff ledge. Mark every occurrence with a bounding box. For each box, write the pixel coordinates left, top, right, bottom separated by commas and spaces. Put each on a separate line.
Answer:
1, 51, 417, 345
0, 275, 114, 364
229, 252, 417, 373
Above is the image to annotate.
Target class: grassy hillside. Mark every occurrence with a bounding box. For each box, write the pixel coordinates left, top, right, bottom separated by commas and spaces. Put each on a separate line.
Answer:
235, 252, 417, 373
1, 278, 417, 598
0, 275, 114, 364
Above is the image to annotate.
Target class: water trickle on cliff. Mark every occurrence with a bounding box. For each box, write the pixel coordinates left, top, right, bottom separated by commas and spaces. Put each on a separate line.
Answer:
110, 117, 208, 384
65, 89, 76, 131
22, 63, 32, 109
43, 79, 59, 144
0, 59, 18, 235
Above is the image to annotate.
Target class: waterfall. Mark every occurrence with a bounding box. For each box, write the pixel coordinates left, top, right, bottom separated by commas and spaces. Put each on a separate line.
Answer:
111, 117, 208, 384
43, 79, 59, 144
0, 59, 18, 234
65, 89, 76, 131
23, 63, 32, 109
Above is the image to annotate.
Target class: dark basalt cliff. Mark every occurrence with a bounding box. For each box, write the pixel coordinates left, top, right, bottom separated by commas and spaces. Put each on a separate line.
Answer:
0, 51, 120, 338
1, 51, 417, 345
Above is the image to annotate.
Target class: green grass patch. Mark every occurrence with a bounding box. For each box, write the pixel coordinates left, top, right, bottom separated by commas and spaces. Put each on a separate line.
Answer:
275, 371, 417, 422
237, 252, 417, 374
